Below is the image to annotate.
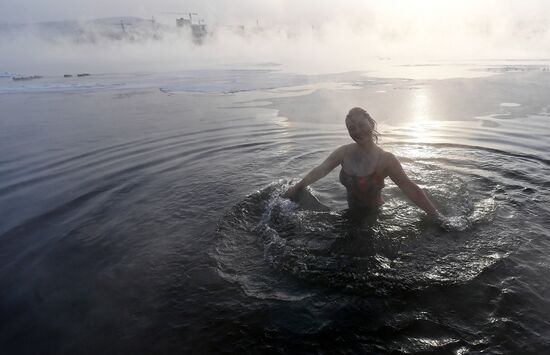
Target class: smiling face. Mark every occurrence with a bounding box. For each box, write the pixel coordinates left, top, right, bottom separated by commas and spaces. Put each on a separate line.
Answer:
346, 110, 373, 143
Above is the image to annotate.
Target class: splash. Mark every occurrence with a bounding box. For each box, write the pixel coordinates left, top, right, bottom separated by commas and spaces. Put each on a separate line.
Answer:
214, 167, 511, 299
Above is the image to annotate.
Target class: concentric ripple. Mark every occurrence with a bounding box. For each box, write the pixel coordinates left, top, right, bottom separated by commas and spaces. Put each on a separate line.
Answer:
214, 144, 546, 300
2, 72, 550, 353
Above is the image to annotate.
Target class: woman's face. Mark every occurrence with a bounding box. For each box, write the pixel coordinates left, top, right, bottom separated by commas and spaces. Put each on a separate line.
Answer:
346, 115, 372, 143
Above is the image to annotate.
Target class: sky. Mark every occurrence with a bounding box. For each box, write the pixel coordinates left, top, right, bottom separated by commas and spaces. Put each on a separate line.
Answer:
1, 0, 550, 75
2, 0, 550, 26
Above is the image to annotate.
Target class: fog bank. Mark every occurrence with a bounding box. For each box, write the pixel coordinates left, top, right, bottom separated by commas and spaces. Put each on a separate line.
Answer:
1, 0, 550, 75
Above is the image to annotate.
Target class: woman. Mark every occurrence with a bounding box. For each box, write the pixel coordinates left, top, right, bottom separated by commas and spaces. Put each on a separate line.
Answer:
283, 107, 442, 220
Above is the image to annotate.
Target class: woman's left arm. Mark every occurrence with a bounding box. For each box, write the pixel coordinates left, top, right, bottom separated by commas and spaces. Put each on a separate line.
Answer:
386, 153, 439, 218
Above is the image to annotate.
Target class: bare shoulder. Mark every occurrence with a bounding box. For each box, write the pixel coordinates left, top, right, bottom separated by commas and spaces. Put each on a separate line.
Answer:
322, 144, 349, 165
379, 149, 400, 174
381, 150, 398, 163
340, 143, 355, 151
333, 144, 352, 157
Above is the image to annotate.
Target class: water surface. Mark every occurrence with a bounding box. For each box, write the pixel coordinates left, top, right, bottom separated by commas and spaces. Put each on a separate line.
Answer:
1, 68, 550, 353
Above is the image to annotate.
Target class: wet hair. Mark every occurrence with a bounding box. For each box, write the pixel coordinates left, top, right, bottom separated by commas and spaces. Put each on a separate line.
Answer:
346, 107, 380, 143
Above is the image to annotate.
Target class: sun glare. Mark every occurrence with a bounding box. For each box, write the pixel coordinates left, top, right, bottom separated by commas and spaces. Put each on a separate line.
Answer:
412, 90, 430, 122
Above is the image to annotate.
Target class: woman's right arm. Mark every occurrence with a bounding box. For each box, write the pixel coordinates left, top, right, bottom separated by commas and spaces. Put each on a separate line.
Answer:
283, 146, 346, 200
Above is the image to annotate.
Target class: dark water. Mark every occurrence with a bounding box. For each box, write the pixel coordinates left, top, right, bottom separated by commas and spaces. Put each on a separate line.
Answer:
1, 70, 550, 354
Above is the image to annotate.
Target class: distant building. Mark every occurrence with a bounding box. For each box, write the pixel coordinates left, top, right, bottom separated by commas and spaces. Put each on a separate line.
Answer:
176, 18, 191, 28
176, 17, 207, 44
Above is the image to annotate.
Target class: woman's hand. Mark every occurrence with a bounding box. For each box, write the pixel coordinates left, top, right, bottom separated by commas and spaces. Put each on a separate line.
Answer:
432, 213, 470, 231
282, 184, 303, 201
430, 211, 447, 225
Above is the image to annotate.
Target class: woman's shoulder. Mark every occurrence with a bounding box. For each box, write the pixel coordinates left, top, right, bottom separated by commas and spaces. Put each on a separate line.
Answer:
325, 144, 352, 163
334, 143, 355, 155
378, 148, 400, 171
341, 143, 356, 150
377, 146, 395, 159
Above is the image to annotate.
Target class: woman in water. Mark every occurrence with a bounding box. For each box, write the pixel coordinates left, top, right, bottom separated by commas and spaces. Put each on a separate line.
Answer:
284, 107, 442, 221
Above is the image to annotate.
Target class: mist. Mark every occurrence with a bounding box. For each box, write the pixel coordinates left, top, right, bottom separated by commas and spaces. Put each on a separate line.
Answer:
1, 0, 550, 75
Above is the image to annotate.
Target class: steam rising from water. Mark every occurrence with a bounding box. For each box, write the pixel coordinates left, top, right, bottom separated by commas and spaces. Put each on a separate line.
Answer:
2, 0, 550, 75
